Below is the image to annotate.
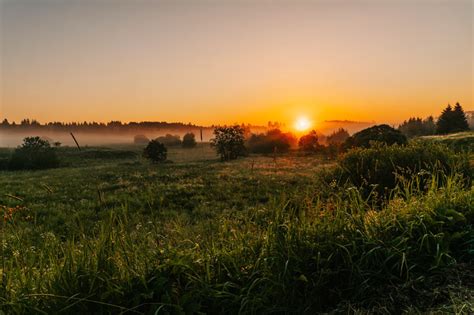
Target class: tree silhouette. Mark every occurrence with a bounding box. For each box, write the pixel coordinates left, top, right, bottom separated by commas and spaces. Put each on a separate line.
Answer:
298, 130, 322, 152
143, 140, 167, 162
326, 128, 350, 145
437, 103, 469, 134
436, 104, 453, 134
452, 102, 469, 132
9, 136, 59, 170
182, 132, 197, 148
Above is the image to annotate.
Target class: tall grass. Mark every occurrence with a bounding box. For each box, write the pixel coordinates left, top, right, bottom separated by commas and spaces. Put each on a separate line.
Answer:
1, 171, 472, 313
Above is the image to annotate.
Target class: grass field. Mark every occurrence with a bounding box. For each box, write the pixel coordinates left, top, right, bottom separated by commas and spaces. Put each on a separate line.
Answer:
0, 143, 473, 314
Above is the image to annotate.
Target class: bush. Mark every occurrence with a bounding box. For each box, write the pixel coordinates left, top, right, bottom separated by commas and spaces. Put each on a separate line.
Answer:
143, 140, 167, 162
344, 124, 407, 150
336, 142, 471, 200
298, 130, 323, 153
155, 134, 181, 147
134, 134, 150, 144
211, 125, 247, 161
9, 136, 60, 170
182, 132, 197, 148
247, 129, 296, 154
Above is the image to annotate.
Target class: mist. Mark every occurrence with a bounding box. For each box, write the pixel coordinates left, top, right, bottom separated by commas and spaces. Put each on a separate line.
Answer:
0, 129, 215, 148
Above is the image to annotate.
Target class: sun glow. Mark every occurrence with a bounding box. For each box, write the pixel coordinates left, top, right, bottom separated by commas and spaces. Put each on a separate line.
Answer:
294, 116, 312, 132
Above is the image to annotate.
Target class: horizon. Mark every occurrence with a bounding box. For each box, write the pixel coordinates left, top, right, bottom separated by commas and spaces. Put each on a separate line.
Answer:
1, 0, 472, 126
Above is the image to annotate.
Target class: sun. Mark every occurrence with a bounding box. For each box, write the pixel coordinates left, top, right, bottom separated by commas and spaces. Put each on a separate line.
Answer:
294, 116, 312, 132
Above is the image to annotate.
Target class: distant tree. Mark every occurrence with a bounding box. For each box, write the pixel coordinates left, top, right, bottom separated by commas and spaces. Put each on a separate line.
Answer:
452, 102, 469, 132
9, 136, 59, 170
398, 117, 436, 138
326, 128, 350, 145
53, 141, 62, 147
134, 134, 150, 144
298, 130, 322, 152
211, 126, 247, 161
436, 104, 454, 134
423, 116, 436, 135
344, 124, 407, 149
156, 134, 182, 147
436, 103, 469, 134
143, 140, 167, 162
247, 129, 296, 154
182, 132, 197, 148
1, 119, 9, 127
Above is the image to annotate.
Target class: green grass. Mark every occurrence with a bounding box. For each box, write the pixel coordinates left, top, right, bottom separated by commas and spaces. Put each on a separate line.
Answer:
0, 144, 472, 314
422, 131, 474, 152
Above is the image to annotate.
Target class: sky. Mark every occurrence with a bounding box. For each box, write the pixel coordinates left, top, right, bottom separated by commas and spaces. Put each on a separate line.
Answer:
0, 0, 472, 127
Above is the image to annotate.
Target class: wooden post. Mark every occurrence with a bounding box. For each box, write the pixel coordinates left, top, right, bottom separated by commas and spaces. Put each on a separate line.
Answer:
70, 132, 81, 151
200, 128, 203, 142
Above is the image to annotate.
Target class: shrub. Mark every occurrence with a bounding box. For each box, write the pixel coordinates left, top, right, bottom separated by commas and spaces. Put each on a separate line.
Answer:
155, 134, 181, 147
9, 136, 60, 170
344, 124, 407, 149
134, 134, 150, 144
247, 129, 296, 154
336, 142, 471, 200
143, 140, 167, 162
298, 130, 323, 153
211, 125, 247, 161
182, 132, 197, 148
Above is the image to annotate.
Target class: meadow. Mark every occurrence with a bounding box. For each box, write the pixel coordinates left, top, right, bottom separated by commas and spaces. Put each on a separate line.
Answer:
0, 141, 473, 314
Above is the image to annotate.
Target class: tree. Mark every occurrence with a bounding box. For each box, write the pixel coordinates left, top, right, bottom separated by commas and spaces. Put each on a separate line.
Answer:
9, 136, 59, 170
452, 102, 469, 132
326, 128, 350, 145
436, 103, 469, 134
211, 126, 247, 161
1, 119, 9, 127
143, 140, 167, 162
247, 129, 296, 154
344, 124, 407, 149
436, 104, 454, 134
398, 117, 436, 138
182, 132, 197, 148
298, 130, 322, 152
423, 116, 436, 135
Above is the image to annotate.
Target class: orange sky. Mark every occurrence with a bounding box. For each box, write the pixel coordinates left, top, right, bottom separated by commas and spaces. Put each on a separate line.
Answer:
1, 0, 472, 127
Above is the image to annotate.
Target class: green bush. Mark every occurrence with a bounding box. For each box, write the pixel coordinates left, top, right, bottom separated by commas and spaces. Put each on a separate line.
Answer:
336, 142, 471, 200
247, 129, 296, 154
9, 136, 59, 170
182, 132, 197, 148
143, 140, 167, 162
344, 124, 407, 149
211, 125, 247, 160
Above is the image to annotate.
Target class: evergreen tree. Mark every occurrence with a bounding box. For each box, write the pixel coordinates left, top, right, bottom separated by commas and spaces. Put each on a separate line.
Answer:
422, 116, 436, 135
436, 103, 469, 134
436, 104, 454, 134
451, 102, 469, 132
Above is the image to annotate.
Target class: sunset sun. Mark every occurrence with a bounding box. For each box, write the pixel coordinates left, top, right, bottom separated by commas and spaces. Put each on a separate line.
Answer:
294, 116, 312, 132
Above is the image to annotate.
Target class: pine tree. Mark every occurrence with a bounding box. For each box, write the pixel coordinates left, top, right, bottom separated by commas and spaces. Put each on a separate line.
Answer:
436, 104, 454, 134
451, 102, 469, 132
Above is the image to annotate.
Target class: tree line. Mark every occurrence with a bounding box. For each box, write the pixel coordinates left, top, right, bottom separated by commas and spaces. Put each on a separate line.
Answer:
0, 119, 211, 133
398, 102, 471, 138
